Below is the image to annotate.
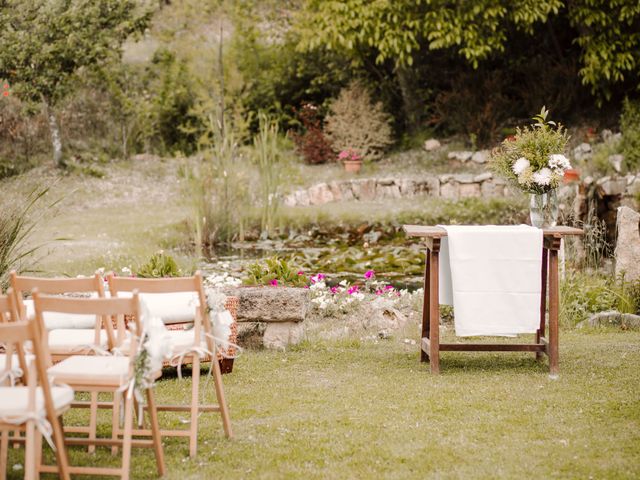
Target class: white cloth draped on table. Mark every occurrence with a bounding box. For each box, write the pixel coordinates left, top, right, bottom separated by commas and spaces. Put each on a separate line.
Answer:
438, 225, 543, 337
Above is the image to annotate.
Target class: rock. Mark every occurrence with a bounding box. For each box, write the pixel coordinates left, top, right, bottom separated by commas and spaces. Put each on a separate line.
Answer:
397, 179, 417, 196
608, 154, 624, 173
471, 150, 490, 164
376, 182, 401, 199
577, 311, 640, 330
447, 151, 474, 162
627, 177, 640, 196
418, 177, 440, 196
363, 230, 382, 244
236, 322, 266, 349
614, 206, 640, 281
481, 181, 499, 197
308, 183, 334, 205
354, 179, 376, 201
473, 172, 493, 182
263, 322, 304, 350
283, 194, 297, 207
459, 183, 481, 198
439, 182, 459, 199
601, 129, 614, 141
294, 189, 310, 207
339, 182, 355, 202
598, 177, 627, 196
573, 142, 592, 161
224, 286, 310, 323
583, 176, 594, 186
452, 173, 475, 184
328, 181, 344, 202
424, 139, 442, 151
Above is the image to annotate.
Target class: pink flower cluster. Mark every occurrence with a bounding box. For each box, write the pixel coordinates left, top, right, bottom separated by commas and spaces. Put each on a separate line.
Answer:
338, 148, 361, 162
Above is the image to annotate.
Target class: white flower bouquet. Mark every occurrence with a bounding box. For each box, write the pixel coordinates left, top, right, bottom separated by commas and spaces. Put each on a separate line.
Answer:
490, 107, 571, 194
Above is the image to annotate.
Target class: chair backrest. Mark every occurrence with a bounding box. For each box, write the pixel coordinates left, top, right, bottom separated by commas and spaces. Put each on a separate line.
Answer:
10, 271, 114, 348
32, 289, 143, 370
0, 291, 72, 477
107, 272, 208, 344
0, 290, 30, 385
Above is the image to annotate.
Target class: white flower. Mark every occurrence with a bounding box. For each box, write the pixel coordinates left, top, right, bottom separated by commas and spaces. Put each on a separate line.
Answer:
512, 157, 530, 175
532, 168, 553, 186
548, 154, 571, 171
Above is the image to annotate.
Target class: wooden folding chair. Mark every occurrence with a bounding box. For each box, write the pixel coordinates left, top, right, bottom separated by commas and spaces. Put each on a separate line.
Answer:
10, 271, 116, 452
0, 292, 71, 480
32, 290, 165, 479
107, 272, 232, 457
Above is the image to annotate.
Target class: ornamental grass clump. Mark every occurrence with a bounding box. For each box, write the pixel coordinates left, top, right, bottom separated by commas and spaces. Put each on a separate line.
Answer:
490, 107, 571, 194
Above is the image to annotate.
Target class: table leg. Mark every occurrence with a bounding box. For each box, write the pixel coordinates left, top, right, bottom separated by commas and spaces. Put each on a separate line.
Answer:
548, 247, 560, 375
429, 248, 440, 374
536, 248, 548, 361
421, 249, 431, 363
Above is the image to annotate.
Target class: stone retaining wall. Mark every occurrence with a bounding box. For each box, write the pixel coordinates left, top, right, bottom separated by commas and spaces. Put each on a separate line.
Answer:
283, 173, 514, 207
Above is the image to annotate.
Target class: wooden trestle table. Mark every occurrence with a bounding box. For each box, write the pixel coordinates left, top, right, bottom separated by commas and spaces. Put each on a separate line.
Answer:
403, 225, 583, 375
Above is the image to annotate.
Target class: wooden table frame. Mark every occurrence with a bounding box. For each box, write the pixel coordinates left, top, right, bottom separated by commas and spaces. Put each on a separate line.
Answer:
404, 225, 583, 375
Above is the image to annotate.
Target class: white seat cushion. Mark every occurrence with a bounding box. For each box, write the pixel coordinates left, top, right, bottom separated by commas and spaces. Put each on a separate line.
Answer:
166, 330, 208, 358
24, 299, 99, 330
0, 385, 74, 417
48, 329, 109, 353
111, 291, 199, 325
48, 355, 130, 387
0, 353, 35, 370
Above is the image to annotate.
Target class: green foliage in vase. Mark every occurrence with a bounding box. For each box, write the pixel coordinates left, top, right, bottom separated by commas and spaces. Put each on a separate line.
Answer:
243, 256, 308, 287
490, 107, 570, 194
135, 251, 182, 278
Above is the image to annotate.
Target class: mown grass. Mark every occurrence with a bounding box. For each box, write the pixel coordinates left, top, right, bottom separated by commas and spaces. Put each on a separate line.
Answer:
7, 330, 639, 479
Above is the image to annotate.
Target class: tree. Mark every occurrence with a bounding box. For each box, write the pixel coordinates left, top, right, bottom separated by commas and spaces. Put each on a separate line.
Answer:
295, 0, 640, 129
0, 0, 151, 166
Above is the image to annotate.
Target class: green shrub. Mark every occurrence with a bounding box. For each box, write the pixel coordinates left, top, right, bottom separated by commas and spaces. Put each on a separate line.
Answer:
243, 256, 308, 287
324, 81, 394, 160
620, 98, 640, 171
0, 186, 55, 289
135, 251, 182, 278
560, 271, 639, 327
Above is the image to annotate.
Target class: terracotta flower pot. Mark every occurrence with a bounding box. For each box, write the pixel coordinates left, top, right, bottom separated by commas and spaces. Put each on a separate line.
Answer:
563, 168, 580, 183
343, 159, 363, 173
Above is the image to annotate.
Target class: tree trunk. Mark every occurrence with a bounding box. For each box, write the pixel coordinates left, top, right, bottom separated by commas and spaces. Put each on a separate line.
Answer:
46, 103, 64, 167
396, 66, 421, 134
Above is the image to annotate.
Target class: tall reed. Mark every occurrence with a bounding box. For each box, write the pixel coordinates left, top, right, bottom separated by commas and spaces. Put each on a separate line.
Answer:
253, 112, 282, 238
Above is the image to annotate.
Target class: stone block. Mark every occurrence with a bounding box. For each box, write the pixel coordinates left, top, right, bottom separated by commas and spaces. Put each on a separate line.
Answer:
357, 179, 377, 201
424, 139, 441, 151
614, 206, 640, 281
452, 173, 475, 184
397, 179, 417, 196
440, 182, 459, 199
263, 322, 304, 350
295, 189, 310, 207
474, 172, 493, 182
224, 286, 310, 323
283, 194, 297, 207
308, 183, 334, 205
599, 177, 627, 196
471, 150, 490, 164
447, 151, 473, 162
459, 183, 481, 198
328, 181, 344, 202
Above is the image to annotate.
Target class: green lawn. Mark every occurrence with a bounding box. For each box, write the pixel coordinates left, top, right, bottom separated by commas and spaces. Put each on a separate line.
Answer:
7, 330, 639, 479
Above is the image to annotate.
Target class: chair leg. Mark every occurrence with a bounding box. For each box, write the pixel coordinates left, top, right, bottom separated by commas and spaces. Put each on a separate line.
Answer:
25, 420, 36, 480
189, 355, 200, 457
111, 391, 121, 456
146, 389, 165, 476
0, 430, 9, 480
121, 393, 135, 480
210, 355, 233, 438
49, 411, 71, 480
34, 429, 42, 480
88, 391, 98, 453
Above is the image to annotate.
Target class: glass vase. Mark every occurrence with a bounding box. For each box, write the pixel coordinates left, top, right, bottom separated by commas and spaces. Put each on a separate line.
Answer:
529, 189, 559, 228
